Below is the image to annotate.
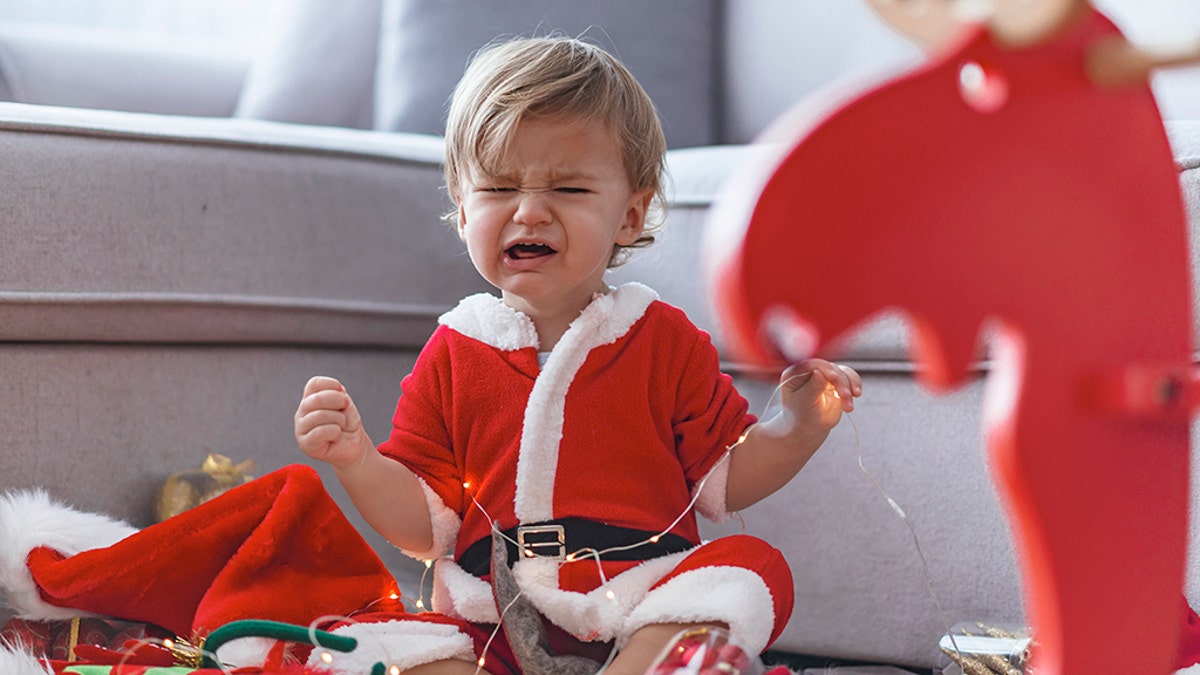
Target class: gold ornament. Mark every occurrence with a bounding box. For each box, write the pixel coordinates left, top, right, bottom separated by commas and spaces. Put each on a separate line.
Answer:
939, 622, 1034, 675
155, 453, 257, 522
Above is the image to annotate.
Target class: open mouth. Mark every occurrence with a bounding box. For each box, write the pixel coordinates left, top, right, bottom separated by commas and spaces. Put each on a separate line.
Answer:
506, 242, 556, 260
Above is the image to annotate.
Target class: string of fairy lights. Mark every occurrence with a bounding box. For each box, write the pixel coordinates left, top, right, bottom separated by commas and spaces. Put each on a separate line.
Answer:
83, 377, 958, 674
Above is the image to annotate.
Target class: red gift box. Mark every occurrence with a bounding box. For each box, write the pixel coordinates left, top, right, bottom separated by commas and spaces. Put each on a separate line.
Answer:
1, 616, 171, 662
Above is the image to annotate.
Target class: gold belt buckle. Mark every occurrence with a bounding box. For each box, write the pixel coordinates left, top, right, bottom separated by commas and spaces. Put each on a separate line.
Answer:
516, 523, 566, 560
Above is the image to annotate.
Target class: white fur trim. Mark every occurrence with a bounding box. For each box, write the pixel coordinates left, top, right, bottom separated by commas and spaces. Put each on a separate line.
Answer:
213, 636, 276, 669
397, 477, 461, 561
439, 293, 539, 351
514, 283, 658, 521
0, 490, 137, 620
1178, 666, 1200, 674
312, 619, 475, 674
429, 547, 700, 643
513, 551, 691, 642
624, 565, 776, 656
693, 454, 733, 523
431, 557, 500, 623
0, 642, 52, 675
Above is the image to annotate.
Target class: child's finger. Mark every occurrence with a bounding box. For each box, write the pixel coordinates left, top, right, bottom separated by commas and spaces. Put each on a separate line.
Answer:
838, 363, 863, 398
297, 408, 349, 436
296, 392, 349, 421
297, 423, 343, 456
303, 375, 345, 397
779, 362, 816, 391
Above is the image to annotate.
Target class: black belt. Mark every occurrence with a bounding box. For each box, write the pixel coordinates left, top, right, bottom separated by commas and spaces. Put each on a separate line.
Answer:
457, 517, 695, 578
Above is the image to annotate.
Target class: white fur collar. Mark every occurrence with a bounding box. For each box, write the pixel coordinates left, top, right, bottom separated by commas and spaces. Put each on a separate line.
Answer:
509, 283, 658, 522
437, 282, 658, 353
438, 293, 540, 351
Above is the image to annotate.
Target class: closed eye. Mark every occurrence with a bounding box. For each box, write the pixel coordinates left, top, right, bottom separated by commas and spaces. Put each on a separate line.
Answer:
555, 187, 590, 194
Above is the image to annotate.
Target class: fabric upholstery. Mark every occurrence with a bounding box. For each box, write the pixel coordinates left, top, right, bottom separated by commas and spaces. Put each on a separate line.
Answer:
0, 23, 245, 117
234, 0, 382, 129
373, 0, 720, 148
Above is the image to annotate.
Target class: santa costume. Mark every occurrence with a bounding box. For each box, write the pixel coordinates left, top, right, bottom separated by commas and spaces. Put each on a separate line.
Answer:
346, 282, 795, 671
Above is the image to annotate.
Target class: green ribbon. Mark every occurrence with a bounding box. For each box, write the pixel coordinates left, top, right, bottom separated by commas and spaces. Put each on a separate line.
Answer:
199, 619, 357, 669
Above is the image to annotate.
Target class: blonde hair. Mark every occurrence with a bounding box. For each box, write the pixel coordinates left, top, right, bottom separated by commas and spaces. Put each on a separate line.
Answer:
443, 35, 668, 267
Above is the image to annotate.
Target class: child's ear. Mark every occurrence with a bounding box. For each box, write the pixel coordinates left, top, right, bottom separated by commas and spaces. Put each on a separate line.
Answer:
616, 188, 653, 246
456, 201, 468, 242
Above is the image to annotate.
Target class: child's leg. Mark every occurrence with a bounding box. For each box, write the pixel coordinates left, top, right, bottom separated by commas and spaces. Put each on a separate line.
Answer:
603, 622, 728, 675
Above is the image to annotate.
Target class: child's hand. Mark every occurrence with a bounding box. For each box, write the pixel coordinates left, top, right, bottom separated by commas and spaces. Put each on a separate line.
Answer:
294, 376, 369, 469
775, 358, 862, 435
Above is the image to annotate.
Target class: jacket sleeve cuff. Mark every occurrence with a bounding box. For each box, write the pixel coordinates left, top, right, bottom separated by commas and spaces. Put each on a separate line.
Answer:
396, 477, 461, 562
693, 454, 732, 523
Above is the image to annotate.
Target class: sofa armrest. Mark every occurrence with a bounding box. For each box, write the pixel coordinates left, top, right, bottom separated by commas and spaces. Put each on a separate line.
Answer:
0, 101, 487, 347
0, 23, 248, 117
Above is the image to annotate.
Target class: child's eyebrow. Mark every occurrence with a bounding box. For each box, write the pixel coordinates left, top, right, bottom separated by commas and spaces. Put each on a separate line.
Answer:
479, 168, 602, 185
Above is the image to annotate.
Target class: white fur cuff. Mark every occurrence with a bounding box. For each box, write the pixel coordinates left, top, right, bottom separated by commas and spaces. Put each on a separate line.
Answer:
313, 620, 475, 674
0, 490, 136, 620
623, 565, 776, 656
693, 454, 733, 524
396, 477, 460, 562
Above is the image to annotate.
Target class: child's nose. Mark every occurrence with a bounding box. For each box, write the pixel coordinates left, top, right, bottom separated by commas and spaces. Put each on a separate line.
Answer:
513, 190, 552, 226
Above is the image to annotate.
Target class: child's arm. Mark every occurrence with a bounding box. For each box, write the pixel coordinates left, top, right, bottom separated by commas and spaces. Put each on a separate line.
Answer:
724, 359, 861, 512
294, 376, 434, 552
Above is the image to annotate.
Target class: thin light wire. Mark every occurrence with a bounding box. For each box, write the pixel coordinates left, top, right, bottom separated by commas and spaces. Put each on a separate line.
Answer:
763, 374, 963, 661
844, 410, 963, 662
467, 444, 735, 572
475, 581, 527, 675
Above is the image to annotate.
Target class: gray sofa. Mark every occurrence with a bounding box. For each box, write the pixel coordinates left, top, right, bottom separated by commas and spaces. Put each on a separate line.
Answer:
3, 1, 1200, 672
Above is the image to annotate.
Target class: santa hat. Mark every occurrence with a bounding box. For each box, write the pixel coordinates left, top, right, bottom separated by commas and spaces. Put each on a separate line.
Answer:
0, 464, 400, 667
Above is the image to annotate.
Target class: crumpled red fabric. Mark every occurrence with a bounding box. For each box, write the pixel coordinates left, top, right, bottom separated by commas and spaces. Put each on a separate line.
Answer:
24, 464, 400, 639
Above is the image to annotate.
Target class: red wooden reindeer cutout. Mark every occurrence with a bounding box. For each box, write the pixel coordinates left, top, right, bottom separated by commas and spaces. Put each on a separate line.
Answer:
706, 2, 1200, 673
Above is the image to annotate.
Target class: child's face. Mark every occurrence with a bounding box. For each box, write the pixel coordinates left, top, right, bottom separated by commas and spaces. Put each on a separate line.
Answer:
456, 116, 652, 318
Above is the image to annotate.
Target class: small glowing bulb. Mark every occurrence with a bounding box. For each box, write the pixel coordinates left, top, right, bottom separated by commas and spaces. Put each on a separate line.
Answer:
415, 598, 425, 609
425, 559, 433, 569
605, 589, 616, 601
478, 657, 487, 668
462, 481, 471, 490
389, 592, 400, 600
162, 638, 175, 650
649, 535, 661, 543
389, 666, 401, 675
320, 651, 334, 665
831, 389, 841, 400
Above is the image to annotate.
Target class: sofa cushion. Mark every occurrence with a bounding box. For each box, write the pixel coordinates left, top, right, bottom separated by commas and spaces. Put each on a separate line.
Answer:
0, 23, 245, 117
721, 0, 920, 144
234, 0, 382, 129
373, 0, 720, 149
